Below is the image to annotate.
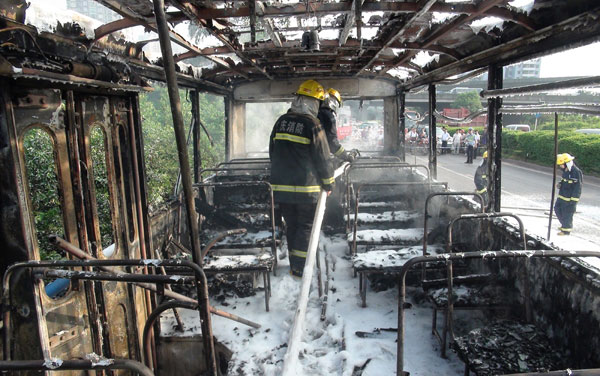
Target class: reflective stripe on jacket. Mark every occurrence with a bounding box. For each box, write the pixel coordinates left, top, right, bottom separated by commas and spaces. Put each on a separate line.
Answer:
270, 110, 334, 203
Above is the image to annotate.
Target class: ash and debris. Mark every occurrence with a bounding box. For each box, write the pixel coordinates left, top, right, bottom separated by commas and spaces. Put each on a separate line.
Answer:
208, 274, 257, 304
453, 320, 564, 376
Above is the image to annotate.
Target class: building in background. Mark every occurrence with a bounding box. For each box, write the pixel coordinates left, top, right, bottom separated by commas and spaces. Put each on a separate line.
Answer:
504, 58, 542, 79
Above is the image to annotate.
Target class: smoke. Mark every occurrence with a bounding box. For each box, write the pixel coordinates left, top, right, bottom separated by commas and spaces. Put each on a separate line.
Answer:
245, 102, 290, 153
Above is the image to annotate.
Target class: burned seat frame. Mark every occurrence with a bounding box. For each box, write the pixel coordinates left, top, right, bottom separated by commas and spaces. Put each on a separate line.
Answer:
353, 191, 480, 307
431, 212, 527, 359
194, 180, 277, 310
396, 250, 600, 376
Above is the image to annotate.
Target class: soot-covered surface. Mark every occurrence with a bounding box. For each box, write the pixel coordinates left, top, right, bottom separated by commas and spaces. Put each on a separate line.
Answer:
453, 320, 564, 376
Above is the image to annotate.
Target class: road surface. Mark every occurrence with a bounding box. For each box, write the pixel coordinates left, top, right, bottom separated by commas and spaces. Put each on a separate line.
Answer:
410, 153, 600, 251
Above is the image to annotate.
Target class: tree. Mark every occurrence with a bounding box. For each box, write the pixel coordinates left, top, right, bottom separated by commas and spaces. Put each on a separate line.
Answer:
451, 91, 483, 114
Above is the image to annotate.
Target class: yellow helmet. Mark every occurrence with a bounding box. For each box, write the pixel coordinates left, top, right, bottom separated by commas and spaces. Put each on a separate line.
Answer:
327, 88, 342, 107
482, 151, 488, 159
556, 153, 574, 165
296, 80, 325, 101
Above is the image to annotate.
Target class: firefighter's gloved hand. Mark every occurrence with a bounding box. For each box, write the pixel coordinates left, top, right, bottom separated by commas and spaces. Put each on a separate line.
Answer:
322, 184, 334, 193
341, 151, 355, 163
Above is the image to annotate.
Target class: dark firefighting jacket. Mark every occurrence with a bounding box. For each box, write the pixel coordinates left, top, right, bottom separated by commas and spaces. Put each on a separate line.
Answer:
474, 160, 488, 194
557, 164, 583, 204
317, 107, 345, 157
269, 110, 334, 203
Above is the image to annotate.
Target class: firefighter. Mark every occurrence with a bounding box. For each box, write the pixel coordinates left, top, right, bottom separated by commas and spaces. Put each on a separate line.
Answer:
474, 150, 488, 207
318, 87, 355, 163
269, 80, 335, 276
554, 153, 583, 236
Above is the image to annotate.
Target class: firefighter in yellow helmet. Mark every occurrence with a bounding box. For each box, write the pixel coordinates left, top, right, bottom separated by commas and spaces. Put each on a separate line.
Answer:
474, 150, 488, 206
269, 79, 334, 276
554, 153, 582, 235
318, 88, 355, 163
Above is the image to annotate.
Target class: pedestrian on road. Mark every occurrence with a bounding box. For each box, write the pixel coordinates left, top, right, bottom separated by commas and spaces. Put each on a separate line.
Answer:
473, 130, 481, 160
270, 79, 334, 276
554, 153, 583, 236
464, 128, 476, 164
474, 151, 489, 207
441, 127, 450, 154
452, 129, 462, 154
318, 87, 355, 163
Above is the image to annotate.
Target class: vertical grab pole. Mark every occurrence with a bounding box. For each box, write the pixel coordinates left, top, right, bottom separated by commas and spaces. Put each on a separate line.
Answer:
547, 112, 559, 240
152, 0, 202, 265
399, 90, 406, 162
428, 84, 437, 179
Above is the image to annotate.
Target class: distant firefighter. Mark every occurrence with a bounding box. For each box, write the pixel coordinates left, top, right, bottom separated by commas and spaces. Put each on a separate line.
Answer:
474, 150, 488, 207
318, 87, 355, 163
554, 153, 583, 236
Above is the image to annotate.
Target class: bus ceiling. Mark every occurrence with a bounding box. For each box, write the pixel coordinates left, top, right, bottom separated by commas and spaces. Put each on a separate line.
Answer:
0, 0, 599, 95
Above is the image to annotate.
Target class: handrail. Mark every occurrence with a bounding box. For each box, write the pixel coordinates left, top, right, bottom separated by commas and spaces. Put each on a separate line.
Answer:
480, 75, 600, 98
199, 167, 270, 182
142, 300, 199, 371
2, 259, 218, 375
0, 359, 154, 375
503, 369, 600, 376
217, 160, 270, 168
397, 250, 600, 375
47, 235, 260, 329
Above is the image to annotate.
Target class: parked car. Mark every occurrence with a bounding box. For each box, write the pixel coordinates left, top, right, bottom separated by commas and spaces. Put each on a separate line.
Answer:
575, 128, 600, 135
505, 124, 530, 132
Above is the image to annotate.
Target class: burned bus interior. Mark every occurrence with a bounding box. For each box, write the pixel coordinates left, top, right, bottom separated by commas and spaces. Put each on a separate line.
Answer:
0, 0, 600, 375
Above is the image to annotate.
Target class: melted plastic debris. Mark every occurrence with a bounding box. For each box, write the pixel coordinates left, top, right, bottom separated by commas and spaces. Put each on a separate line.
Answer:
208, 274, 257, 301
204, 253, 274, 270
412, 51, 440, 68
453, 320, 564, 376
509, 0, 535, 14
25, 1, 101, 39
43, 358, 63, 370
470, 16, 504, 35
143, 259, 161, 267
432, 12, 457, 24
85, 353, 114, 367
350, 210, 421, 225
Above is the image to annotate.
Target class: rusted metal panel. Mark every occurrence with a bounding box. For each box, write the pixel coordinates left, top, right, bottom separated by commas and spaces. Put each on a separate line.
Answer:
6, 87, 95, 374
80, 94, 142, 371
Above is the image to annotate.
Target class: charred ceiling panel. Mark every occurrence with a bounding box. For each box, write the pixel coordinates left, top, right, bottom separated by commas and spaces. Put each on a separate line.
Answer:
234, 77, 393, 101
1, 0, 597, 91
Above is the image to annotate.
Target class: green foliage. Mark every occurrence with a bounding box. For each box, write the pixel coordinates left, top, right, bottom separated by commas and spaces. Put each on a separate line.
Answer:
537, 114, 600, 131
23, 129, 65, 260
502, 130, 600, 175
90, 127, 114, 248
140, 84, 225, 209
450, 91, 483, 113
